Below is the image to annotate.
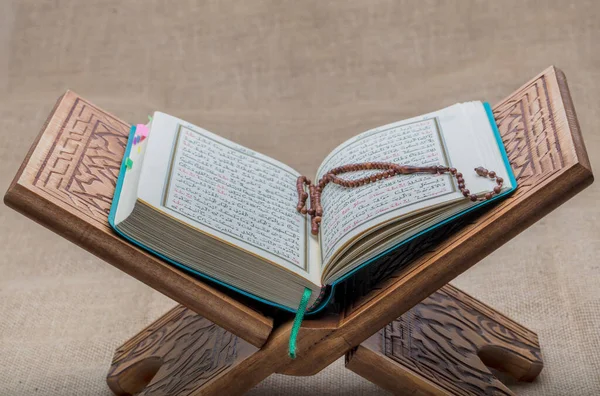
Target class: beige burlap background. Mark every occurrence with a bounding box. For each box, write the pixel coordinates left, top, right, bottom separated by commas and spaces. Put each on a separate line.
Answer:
1, 1, 599, 395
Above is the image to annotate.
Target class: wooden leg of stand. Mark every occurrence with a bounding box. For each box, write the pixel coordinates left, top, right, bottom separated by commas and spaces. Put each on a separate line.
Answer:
107, 305, 262, 396
346, 284, 543, 395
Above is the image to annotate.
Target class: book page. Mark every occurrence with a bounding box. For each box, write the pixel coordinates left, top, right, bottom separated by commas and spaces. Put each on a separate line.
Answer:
316, 112, 462, 268
137, 113, 314, 280
316, 102, 514, 283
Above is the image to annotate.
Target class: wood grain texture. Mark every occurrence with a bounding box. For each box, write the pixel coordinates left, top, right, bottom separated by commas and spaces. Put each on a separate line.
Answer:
107, 303, 339, 396
278, 66, 593, 376
3, 92, 273, 348
107, 306, 260, 396
346, 284, 543, 395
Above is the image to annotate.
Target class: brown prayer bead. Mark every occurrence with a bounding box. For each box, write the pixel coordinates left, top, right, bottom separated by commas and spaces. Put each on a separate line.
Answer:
475, 166, 488, 176
311, 216, 321, 235
296, 162, 504, 235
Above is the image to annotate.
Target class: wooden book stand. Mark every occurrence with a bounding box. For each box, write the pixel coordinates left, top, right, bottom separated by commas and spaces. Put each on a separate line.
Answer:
5, 66, 593, 395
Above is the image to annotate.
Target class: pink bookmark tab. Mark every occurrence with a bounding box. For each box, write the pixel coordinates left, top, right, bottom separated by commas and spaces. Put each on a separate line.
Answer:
133, 124, 149, 146
136, 124, 149, 138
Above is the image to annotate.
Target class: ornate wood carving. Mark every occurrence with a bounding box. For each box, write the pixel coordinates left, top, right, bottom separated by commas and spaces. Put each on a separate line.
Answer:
107, 306, 259, 396
31, 97, 130, 229
346, 284, 543, 395
494, 75, 563, 183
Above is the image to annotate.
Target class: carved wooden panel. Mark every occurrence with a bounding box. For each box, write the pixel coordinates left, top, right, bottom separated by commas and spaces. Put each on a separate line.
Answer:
107, 306, 258, 396
346, 284, 543, 395
31, 97, 129, 230
4, 91, 274, 348
495, 75, 563, 184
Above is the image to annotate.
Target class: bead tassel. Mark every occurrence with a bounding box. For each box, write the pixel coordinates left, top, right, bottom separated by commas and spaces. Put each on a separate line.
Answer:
297, 163, 503, 235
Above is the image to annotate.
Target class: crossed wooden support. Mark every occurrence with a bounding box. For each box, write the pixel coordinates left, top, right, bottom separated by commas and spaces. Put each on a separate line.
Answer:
106, 284, 543, 395
5, 66, 592, 395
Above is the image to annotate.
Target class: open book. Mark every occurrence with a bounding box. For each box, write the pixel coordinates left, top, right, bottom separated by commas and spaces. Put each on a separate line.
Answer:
109, 102, 516, 313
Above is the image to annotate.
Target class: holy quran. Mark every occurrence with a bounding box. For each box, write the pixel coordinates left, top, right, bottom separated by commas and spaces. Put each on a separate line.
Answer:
109, 102, 516, 313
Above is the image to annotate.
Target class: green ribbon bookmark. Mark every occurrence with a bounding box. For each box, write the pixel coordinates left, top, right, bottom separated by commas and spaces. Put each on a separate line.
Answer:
289, 287, 312, 359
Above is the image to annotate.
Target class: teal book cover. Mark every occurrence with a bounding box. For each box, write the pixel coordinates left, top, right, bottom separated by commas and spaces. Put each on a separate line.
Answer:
109, 102, 517, 315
